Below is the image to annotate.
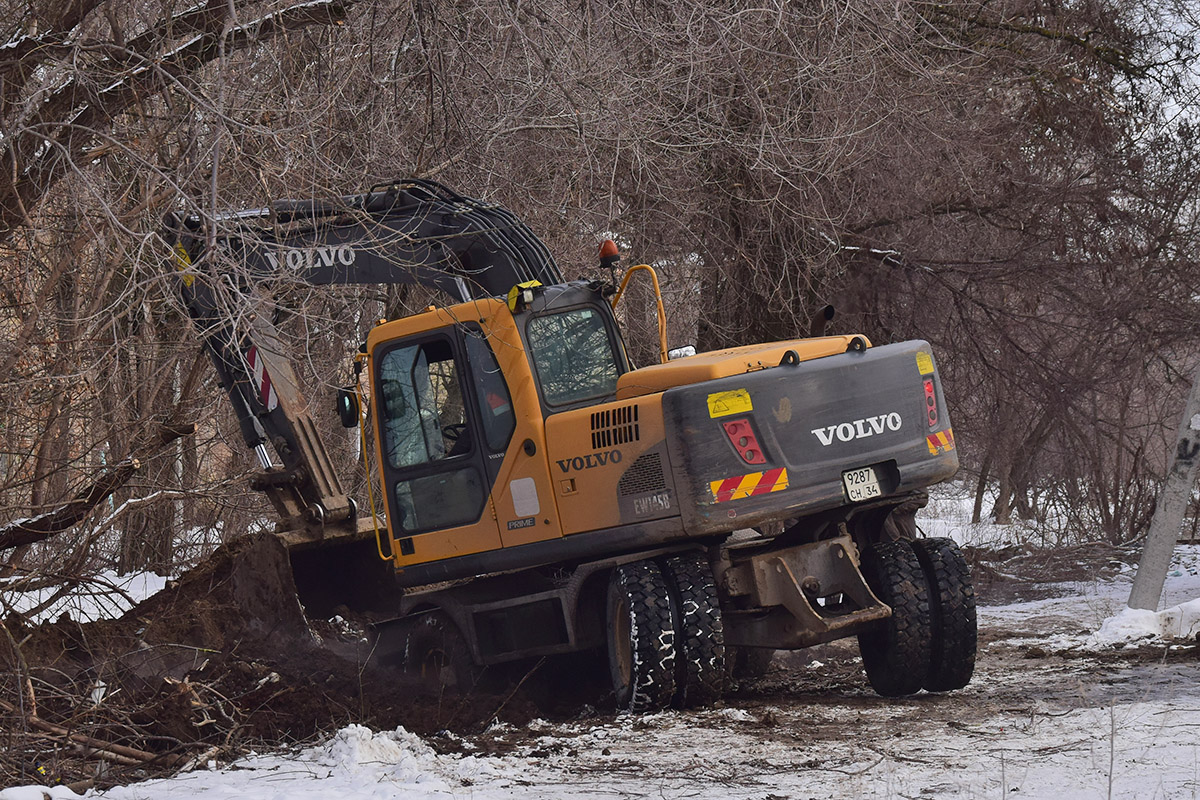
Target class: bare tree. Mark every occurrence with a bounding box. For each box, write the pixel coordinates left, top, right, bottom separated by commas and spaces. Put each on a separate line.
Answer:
2, 0, 1199, 581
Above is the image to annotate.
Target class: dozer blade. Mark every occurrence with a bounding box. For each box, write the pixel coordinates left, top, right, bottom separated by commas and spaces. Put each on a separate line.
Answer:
722, 534, 891, 648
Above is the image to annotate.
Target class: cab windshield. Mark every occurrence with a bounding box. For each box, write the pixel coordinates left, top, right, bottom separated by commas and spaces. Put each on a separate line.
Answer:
526, 307, 620, 406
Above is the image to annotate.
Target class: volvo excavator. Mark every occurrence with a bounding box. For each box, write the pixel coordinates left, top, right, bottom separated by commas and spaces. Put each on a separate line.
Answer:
165, 179, 974, 710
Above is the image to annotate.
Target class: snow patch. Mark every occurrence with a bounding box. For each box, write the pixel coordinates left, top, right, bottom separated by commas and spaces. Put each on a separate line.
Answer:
712, 707, 756, 722
311, 724, 436, 774
0, 788, 84, 800
1093, 599, 1200, 645
1, 570, 168, 624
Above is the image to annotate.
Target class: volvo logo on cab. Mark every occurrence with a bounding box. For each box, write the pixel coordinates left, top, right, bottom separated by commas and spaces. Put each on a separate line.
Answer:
811, 413, 901, 446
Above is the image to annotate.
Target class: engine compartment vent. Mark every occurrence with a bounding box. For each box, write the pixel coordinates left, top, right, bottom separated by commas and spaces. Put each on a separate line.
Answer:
591, 404, 640, 450
618, 451, 666, 496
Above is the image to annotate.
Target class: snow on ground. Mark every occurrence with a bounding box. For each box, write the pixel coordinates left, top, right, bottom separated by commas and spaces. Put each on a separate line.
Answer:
5, 501, 1200, 799
25, 663, 1200, 800
1098, 598, 1200, 642
0, 571, 167, 625
981, 544, 1200, 651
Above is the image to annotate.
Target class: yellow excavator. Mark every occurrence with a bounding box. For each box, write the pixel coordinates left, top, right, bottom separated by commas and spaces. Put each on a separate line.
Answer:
165, 179, 973, 710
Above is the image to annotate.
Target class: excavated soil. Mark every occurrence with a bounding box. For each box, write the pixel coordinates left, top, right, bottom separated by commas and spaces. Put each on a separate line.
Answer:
1, 535, 543, 788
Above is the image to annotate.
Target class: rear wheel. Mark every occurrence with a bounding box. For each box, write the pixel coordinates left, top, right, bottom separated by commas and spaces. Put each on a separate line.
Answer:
606, 561, 676, 712
857, 539, 933, 697
660, 552, 726, 707
912, 537, 977, 691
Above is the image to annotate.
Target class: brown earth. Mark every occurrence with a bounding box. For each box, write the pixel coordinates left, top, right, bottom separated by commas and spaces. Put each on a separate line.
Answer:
1, 534, 543, 788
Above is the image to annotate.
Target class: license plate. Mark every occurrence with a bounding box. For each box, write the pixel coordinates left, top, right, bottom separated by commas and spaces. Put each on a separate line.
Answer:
842, 466, 882, 502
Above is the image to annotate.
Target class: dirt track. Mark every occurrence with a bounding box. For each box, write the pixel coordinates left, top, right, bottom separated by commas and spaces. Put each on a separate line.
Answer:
426, 570, 1200, 799
449, 610, 1200, 757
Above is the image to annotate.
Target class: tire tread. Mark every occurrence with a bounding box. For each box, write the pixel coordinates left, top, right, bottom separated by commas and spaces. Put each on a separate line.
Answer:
857, 539, 933, 697
609, 561, 676, 712
661, 552, 726, 707
912, 537, 977, 691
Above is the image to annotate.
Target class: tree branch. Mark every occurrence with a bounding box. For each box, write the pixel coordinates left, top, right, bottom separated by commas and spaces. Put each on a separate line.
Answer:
0, 423, 196, 551
0, 0, 356, 243
0, 696, 190, 768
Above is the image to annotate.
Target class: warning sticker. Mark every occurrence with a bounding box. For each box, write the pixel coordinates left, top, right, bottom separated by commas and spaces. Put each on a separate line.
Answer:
707, 389, 753, 418
916, 351, 934, 376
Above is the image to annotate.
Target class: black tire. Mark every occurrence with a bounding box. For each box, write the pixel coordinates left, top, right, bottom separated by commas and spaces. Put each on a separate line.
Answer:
912, 537, 977, 692
856, 539, 933, 697
606, 561, 677, 712
660, 552, 726, 707
374, 611, 484, 694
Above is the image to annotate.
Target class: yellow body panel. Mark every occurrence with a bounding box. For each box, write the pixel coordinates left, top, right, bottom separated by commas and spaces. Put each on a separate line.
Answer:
545, 397, 669, 535
365, 300, 563, 570
615, 335, 870, 400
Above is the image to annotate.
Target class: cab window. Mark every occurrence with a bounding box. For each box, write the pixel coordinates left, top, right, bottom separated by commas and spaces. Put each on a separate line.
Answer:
376, 336, 486, 535
464, 326, 515, 452
526, 307, 619, 406
377, 338, 473, 468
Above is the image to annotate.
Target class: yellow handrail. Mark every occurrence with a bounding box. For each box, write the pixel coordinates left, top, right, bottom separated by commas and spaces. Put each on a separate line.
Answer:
352, 352, 391, 563
611, 264, 669, 364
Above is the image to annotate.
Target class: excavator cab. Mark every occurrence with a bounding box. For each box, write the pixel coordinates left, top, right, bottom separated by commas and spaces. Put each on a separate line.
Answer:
359, 281, 633, 585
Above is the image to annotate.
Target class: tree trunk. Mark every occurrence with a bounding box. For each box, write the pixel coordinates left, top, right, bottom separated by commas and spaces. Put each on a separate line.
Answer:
972, 455, 992, 525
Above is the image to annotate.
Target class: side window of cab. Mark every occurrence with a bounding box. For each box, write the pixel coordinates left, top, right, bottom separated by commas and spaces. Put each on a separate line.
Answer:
463, 325, 515, 453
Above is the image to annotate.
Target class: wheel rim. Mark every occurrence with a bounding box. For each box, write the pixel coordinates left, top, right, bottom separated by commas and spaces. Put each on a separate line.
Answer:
609, 585, 633, 688
418, 646, 451, 684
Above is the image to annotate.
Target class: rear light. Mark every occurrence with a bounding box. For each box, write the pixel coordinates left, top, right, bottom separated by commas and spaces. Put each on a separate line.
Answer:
924, 378, 938, 428
722, 418, 766, 464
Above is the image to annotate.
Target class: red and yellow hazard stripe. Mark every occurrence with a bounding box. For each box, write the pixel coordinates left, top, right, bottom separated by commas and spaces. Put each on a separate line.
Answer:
710, 467, 789, 503
247, 345, 279, 412
927, 428, 955, 455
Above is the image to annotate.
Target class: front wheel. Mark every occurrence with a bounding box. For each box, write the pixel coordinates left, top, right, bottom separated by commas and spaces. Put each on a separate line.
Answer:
857, 539, 933, 697
374, 611, 484, 694
606, 561, 676, 712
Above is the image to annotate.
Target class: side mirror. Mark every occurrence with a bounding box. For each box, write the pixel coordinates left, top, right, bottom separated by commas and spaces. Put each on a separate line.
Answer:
336, 386, 360, 428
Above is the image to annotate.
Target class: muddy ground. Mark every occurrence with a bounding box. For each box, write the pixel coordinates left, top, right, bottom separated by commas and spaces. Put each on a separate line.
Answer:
3, 536, 1195, 791
441, 544, 1199, 769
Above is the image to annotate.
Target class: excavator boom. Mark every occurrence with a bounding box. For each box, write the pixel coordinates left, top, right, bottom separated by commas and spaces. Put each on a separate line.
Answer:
165, 179, 564, 542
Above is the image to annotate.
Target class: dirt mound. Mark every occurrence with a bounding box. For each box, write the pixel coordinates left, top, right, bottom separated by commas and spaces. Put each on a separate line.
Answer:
0, 534, 538, 788
5, 534, 312, 698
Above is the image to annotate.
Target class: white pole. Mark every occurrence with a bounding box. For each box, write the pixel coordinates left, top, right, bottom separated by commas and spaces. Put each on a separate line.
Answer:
1128, 365, 1200, 610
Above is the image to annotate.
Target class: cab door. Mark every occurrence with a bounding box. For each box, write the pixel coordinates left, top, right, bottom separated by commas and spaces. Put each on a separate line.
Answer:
373, 330, 502, 564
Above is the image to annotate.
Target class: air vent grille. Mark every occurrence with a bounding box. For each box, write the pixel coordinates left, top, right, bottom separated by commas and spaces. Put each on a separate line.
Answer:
618, 452, 666, 496
591, 404, 640, 450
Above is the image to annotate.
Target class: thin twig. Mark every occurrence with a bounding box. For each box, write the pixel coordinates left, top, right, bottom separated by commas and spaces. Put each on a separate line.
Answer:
486, 657, 547, 722
0, 696, 190, 768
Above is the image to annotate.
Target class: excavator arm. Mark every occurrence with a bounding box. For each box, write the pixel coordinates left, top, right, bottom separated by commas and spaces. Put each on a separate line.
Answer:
164, 179, 565, 544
